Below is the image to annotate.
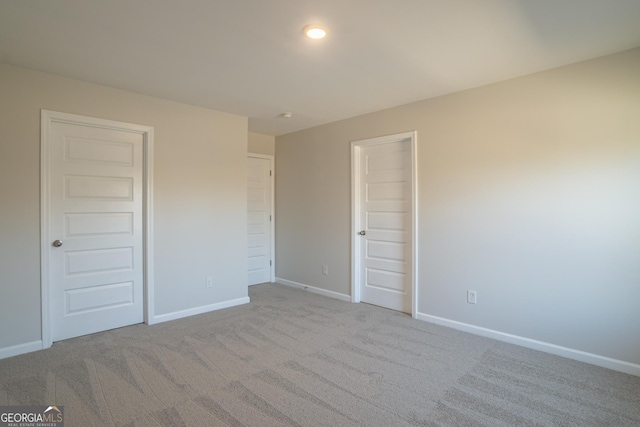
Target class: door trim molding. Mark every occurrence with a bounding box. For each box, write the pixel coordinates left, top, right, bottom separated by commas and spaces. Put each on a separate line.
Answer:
40, 110, 155, 347
247, 153, 275, 283
351, 131, 418, 318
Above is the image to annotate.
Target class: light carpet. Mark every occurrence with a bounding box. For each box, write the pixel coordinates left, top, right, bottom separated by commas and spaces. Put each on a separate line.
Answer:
0, 283, 638, 426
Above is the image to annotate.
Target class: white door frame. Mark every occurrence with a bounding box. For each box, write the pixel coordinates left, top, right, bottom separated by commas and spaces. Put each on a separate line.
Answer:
351, 131, 418, 318
247, 153, 275, 283
40, 110, 155, 348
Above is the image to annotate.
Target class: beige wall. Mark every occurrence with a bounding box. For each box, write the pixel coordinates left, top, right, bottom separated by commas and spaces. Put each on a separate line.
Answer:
248, 132, 275, 156
0, 64, 248, 351
275, 48, 640, 366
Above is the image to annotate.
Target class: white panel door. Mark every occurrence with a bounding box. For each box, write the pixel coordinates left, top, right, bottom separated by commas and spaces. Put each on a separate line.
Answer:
359, 139, 412, 313
49, 120, 144, 341
247, 156, 272, 285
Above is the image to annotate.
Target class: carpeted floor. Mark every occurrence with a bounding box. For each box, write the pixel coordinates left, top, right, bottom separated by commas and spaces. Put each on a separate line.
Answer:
1, 283, 639, 426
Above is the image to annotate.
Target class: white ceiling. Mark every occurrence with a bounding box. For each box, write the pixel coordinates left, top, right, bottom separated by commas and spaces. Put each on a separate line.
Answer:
2, 1, 640, 136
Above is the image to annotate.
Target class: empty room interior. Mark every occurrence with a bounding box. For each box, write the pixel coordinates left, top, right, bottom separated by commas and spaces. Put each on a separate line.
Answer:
1, 1, 639, 426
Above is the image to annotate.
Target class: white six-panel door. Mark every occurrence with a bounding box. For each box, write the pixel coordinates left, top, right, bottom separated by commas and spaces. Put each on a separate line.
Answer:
247, 155, 273, 285
352, 133, 416, 315
46, 114, 146, 341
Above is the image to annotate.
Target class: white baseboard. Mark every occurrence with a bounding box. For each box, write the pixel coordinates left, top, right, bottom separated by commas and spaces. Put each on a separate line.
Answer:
0, 340, 43, 360
417, 312, 640, 377
275, 278, 351, 302
1, 298, 252, 359
151, 297, 251, 325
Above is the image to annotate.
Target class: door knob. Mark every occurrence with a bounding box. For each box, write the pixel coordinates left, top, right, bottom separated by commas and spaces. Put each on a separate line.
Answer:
359, 230, 366, 236
52, 240, 63, 247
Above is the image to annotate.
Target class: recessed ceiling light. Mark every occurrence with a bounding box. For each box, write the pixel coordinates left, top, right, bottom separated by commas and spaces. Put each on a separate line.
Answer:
303, 24, 327, 40
280, 112, 293, 118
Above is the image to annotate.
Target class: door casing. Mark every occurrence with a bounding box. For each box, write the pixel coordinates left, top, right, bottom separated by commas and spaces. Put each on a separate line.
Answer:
40, 110, 155, 348
351, 131, 418, 318
247, 153, 275, 284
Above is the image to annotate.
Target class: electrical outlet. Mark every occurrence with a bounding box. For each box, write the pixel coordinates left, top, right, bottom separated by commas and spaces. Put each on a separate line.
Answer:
206, 277, 213, 288
467, 290, 477, 304
322, 265, 329, 275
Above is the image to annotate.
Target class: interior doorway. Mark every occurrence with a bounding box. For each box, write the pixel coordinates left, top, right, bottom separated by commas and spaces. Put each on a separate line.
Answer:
351, 131, 417, 316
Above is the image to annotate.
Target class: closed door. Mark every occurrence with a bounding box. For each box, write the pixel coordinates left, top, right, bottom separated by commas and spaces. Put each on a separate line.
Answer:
247, 156, 272, 285
49, 118, 144, 341
358, 138, 413, 313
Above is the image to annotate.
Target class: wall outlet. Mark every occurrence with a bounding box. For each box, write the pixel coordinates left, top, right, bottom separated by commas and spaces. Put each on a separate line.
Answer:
467, 290, 477, 304
322, 265, 329, 275
206, 277, 213, 288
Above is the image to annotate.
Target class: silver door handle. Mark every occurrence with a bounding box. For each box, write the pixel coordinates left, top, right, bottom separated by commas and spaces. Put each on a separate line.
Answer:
359, 230, 366, 236
52, 240, 63, 247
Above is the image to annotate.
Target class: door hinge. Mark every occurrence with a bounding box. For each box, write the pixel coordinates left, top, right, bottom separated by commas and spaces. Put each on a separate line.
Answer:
270, 260, 272, 266
270, 170, 272, 176
270, 215, 272, 221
